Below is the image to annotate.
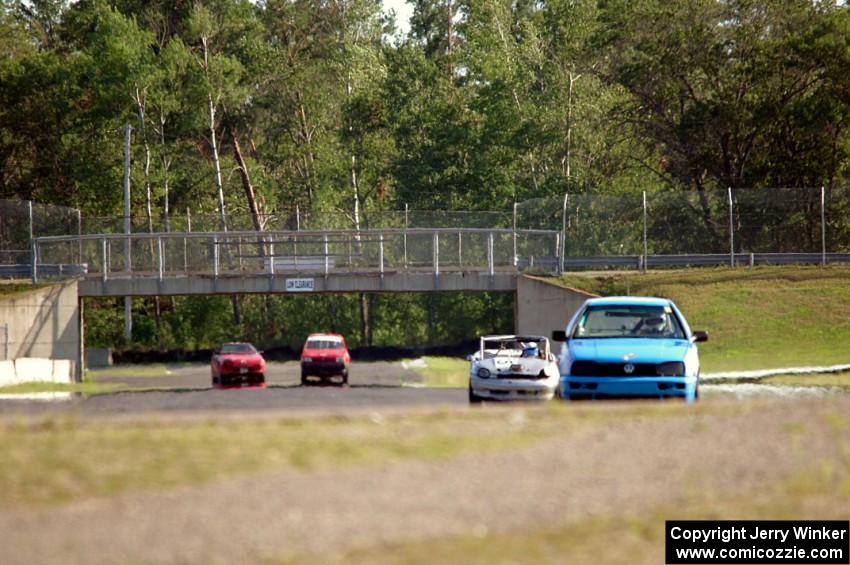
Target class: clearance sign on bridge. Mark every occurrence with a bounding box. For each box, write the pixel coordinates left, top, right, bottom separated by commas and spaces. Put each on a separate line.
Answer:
285, 278, 315, 292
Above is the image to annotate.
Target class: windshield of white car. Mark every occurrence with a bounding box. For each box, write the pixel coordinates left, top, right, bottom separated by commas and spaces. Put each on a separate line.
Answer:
572, 305, 685, 339
220, 343, 257, 353
306, 339, 343, 350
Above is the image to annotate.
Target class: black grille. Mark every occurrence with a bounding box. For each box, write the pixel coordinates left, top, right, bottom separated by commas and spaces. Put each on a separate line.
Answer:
498, 372, 547, 380
570, 361, 664, 377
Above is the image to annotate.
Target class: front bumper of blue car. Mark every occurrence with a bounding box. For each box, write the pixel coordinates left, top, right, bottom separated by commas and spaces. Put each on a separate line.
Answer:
559, 375, 698, 401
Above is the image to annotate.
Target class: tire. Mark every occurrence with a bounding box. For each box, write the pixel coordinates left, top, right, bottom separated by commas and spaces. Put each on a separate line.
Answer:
256, 373, 266, 386
468, 384, 483, 404
301, 371, 309, 386
341, 368, 349, 386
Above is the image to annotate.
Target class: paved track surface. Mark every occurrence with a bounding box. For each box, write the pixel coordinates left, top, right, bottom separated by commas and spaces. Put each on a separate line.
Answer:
0, 362, 467, 416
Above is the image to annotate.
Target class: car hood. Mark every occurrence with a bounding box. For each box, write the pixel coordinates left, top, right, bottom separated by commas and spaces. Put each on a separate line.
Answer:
478, 356, 556, 373
568, 338, 690, 363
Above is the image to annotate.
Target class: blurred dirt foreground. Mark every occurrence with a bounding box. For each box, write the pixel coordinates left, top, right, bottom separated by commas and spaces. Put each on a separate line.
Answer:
2, 397, 849, 564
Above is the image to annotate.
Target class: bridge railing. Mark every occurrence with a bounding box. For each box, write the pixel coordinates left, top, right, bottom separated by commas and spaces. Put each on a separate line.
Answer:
32, 228, 562, 282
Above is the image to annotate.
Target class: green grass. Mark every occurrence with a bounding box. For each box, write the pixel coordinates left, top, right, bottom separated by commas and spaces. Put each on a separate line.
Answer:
410, 356, 469, 387
86, 363, 172, 379
762, 372, 850, 390
0, 403, 698, 510
0, 281, 50, 298
0, 381, 123, 395
321, 429, 850, 565
326, 478, 850, 565
550, 266, 850, 372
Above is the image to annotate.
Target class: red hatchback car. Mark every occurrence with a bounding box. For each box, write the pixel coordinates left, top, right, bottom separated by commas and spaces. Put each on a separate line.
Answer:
211, 342, 266, 388
300, 333, 350, 386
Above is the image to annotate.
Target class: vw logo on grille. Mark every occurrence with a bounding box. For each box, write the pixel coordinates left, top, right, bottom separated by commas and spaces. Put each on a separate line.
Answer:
623, 363, 635, 374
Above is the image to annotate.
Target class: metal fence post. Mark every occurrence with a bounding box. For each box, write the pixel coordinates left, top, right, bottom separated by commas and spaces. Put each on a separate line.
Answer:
488, 231, 494, 276
560, 193, 568, 273
555, 232, 560, 275
728, 187, 734, 267
31, 240, 37, 283
379, 232, 384, 275
323, 233, 329, 275
268, 237, 275, 276
76, 208, 82, 266
28, 201, 34, 281
184, 208, 190, 273
433, 231, 439, 276
512, 202, 518, 266
213, 234, 220, 278
642, 191, 648, 272
821, 185, 826, 266
157, 236, 163, 281
102, 238, 108, 282
403, 203, 409, 269
458, 231, 462, 267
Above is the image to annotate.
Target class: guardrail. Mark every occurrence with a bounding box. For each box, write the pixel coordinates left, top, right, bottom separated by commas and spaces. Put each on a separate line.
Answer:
23, 228, 850, 283
0, 264, 87, 280
564, 252, 850, 270
32, 228, 562, 282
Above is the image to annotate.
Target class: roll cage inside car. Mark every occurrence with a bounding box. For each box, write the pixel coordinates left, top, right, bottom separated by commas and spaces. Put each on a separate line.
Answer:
479, 335, 551, 360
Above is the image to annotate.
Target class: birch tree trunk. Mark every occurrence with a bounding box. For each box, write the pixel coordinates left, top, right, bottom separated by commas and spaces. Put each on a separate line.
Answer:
159, 110, 171, 232
229, 125, 263, 232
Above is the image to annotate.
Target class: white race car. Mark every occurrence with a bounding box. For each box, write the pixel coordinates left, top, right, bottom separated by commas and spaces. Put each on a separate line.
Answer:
468, 335, 560, 403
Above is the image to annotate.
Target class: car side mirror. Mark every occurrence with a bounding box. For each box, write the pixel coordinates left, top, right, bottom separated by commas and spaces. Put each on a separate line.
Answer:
466, 354, 474, 362
692, 331, 708, 343
551, 330, 567, 342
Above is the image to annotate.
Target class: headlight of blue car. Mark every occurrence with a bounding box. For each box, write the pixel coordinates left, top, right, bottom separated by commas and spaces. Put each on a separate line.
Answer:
656, 361, 685, 376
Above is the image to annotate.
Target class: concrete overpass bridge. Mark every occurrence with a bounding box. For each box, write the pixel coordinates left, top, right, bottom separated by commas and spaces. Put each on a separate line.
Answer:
33, 228, 563, 297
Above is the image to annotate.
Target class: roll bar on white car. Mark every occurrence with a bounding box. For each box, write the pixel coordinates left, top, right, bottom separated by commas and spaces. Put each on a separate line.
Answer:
478, 335, 551, 359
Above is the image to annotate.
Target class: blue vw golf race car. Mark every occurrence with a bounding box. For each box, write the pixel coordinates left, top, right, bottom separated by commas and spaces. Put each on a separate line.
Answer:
552, 297, 708, 402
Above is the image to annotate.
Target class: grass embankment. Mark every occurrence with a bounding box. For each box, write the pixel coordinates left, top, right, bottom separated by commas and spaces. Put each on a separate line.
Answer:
0, 281, 50, 297
0, 364, 174, 395
0, 403, 694, 510
86, 363, 173, 379
552, 266, 850, 373
410, 356, 469, 387
0, 382, 122, 395
762, 373, 850, 390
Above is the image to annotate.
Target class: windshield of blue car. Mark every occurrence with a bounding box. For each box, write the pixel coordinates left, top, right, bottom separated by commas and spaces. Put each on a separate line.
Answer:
572, 305, 685, 339
220, 343, 257, 353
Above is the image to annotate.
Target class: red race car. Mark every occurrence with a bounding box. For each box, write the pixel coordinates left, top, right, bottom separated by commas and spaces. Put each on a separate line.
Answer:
300, 333, 350, 386
211, 342, 266, 388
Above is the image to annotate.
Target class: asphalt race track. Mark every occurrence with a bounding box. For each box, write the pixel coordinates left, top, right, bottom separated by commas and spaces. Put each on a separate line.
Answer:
0, 362, 467, 416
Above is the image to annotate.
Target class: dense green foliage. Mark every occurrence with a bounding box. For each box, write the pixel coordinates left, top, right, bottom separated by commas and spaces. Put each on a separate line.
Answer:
3, 0, 850, 350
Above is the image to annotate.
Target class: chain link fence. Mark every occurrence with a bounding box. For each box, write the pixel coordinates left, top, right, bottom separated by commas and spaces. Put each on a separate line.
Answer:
12, 186, 850, 279
0, 200, 80, 276
516, 186, 850, 261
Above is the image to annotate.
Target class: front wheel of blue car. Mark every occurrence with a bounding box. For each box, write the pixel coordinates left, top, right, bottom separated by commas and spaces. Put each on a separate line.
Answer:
468, 385, 483, 404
